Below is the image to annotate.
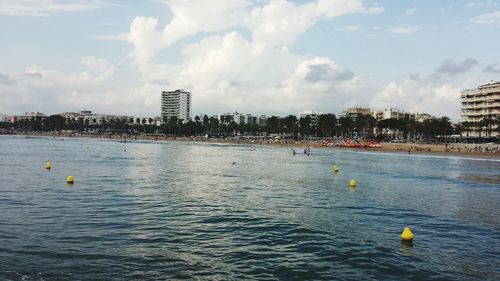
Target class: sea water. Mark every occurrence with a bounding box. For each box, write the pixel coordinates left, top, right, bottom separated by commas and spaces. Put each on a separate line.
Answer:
0, 136, 499, 280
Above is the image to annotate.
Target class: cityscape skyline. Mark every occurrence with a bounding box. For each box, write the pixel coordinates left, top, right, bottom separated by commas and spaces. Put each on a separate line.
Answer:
1, 0, 500, 121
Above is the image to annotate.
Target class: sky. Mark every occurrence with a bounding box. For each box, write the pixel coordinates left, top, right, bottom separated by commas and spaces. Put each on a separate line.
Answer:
0, 0, 499, 121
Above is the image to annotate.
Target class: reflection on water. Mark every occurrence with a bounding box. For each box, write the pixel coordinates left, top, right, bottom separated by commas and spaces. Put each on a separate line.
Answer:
399, 241, 414, 256
0, 136, 499, 280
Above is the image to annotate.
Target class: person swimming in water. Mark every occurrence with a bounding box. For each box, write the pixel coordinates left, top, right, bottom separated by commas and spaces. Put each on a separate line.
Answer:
304, 146, 310, 156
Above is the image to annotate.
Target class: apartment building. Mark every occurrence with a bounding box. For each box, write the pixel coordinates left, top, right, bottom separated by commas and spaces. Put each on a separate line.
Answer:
461, 81, 500, 137
161, 89, 192, 123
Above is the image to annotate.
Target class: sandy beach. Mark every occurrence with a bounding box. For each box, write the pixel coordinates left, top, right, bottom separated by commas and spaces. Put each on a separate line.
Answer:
3, 131, 499, 159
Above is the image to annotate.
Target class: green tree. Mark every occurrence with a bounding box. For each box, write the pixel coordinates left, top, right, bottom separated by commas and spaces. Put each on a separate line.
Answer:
228, 121, 238, 136
480, 116, 494, 138
339, 117, 354, 137
299, 115, 312, 137
495, 116, 500, 134
461, 121, 472, 137
265, 116, 280, 134
46, 114, 66, 131
318, 114, 337, 137
209, 116, 219, 135
202, 115, 209, 132
437, 117, 453, 143
166, 116, 179, 134
283, 115, 298, 134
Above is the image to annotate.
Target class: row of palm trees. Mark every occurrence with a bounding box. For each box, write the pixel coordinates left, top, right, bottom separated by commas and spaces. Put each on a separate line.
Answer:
2, 113, 498, 140
460, 116, 500, 138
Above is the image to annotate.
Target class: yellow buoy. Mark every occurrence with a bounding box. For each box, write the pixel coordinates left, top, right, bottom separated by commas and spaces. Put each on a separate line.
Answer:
349, 179, 356, 187
66, 176, 75, 184
45, 161, 51, 170
401, 226, 414, 242
333, 164, 339, 172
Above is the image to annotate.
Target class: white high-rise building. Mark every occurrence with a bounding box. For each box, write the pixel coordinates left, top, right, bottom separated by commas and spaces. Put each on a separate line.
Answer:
161, 89, 192, 123
461, 81, 500, 137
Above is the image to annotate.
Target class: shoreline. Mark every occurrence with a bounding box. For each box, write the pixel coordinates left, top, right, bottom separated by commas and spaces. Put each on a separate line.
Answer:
2, 132, 499, 160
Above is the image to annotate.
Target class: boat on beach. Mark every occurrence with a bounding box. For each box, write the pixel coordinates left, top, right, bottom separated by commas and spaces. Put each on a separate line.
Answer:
335, 138, 382, 148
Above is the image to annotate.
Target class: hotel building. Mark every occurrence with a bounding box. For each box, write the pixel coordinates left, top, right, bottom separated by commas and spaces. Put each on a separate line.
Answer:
161, 89, 192, 123
299, 110, 322, 127
382, 108, 415, 120
461, 81, 500, 137
339, 107, 371, 121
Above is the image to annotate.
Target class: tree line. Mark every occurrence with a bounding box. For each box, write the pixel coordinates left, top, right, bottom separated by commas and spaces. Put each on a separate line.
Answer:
459, 115, 500, 138
3, 113, 498, 141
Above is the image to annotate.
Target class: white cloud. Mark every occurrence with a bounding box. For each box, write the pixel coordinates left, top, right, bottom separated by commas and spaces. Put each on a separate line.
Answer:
153, 31, 368, 115
115, 0, 380, 69
371, 80, 461, 119
80, 56, 118, 82
127, 17, 167, 66
163, 0, 251, 45
245, 0, 319, 47
389, 24, 422, 34
120, 0, 251, 67
0, 0, 105, 16
369, 61, 488, 121
471, 11, 500, 24
169, 31, 302, 113
245, 0, 379, 47
102, 0, 379, 115
2, 0, 482, 123
0, 57, 123, 114
278, 57, 369, 111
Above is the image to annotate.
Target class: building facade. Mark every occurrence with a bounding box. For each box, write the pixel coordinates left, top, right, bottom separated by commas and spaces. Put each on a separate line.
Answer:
11, 112, 47, 122
161, 89, 192, 123
382, 108, 415, 120
299, 110, 322, 127
258, 115, 267, 126
461, 81, 500, 137
415, 113, 434, 123
339, 107, 371, 121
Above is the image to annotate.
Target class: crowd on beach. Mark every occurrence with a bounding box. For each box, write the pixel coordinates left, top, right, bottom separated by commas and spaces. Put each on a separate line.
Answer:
392, 143, 500, 156
446, 144, 499, 153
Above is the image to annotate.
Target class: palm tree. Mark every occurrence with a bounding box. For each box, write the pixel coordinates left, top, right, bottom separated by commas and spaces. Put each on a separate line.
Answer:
283, 115, 298, 135
377, 118, 399, 139
202, 115, 209, 132
461, 121, 471, 137
354, 115, 367, 137
318, 114, 336, 137
495, 116, 500, 134
475, 120, 484, 139
438, 117, 453, 137
299, 116, 312, 137
481, 116, 494, 138
338, 117, 353, 138
209, 116, 219, 135
265, 116, 279, 134
194, 115, 201, 134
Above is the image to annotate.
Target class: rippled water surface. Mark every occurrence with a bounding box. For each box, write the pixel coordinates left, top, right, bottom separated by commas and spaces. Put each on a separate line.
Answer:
1, 136, 499, 280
